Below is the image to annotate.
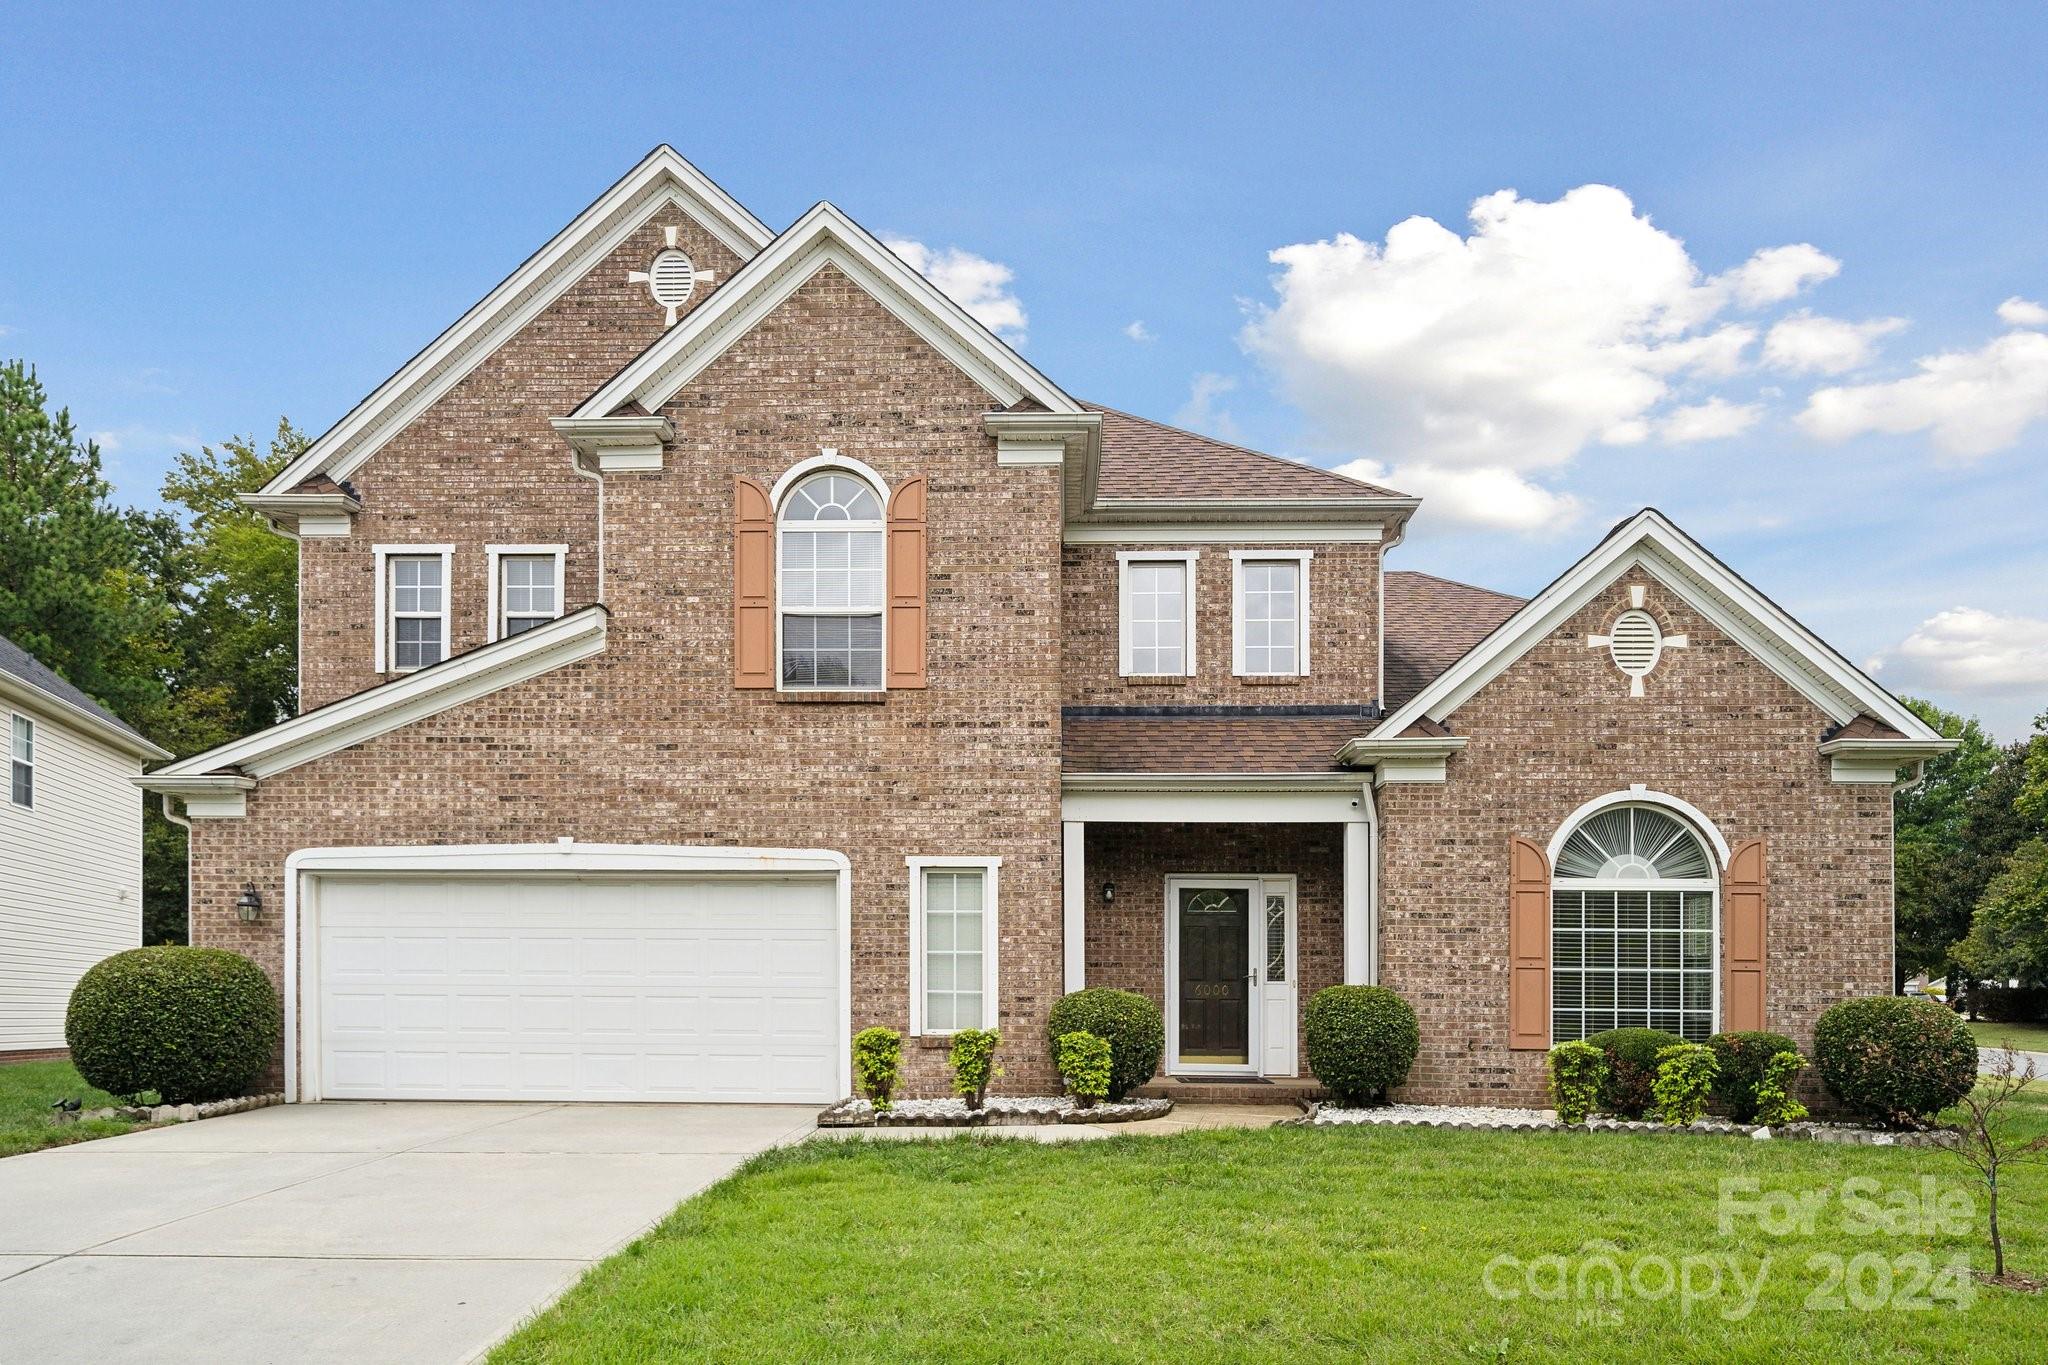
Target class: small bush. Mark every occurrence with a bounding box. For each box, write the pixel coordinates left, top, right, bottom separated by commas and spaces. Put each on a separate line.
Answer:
1752, 1051, 1810, 1127
1814, 996, 1977, 1124
1303, 985, 1419, 1106
65, 946, 279, 1104
1651, 1043, 1718, 1126
1583, 1028, 1685, 1118
852, 1026, 902, 1110
946, 1028, 1001, 1110
1046, 989, 1164, 1101
1706, 1030, 1800, 1121
1055, 1030, 1112, 1107
1972, 984, 2048, 1024
1546, 1040, 1608, 1125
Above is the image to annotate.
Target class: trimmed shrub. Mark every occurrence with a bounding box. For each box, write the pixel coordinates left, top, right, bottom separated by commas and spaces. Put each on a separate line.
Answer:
1972, 984, 2048, 1024
65, 946, 280, 1104
1583, 1028, 1685, 1119
946, 1028, 1001, 1110
1651, 1043, 1718, 1126
1706, 1030, 1800, 1122
852, 1026, 902, 1110
1752, 1051, 1810, 1127
1546, 1040, 1608, 1126
1814, 996, 1977, 1124
1055, 1030, 1112, 1107
1303, 985, 1419, 1106
1046, 989, 1164, 1101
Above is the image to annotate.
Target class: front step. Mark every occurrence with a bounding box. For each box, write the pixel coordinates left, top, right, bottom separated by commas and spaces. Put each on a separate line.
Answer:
1134, 1075, 1326, 1106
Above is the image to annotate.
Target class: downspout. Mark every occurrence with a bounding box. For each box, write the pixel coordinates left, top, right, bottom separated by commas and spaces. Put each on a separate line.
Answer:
570, 452, 606, 601
160, 792, 193, 945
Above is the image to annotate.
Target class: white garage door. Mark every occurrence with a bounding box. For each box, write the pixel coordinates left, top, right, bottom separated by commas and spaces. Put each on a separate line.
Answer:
315, 874, 840, 1102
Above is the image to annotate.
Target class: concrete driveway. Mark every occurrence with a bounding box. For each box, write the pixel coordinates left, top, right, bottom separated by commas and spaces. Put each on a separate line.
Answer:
0, 1101, 815, 1364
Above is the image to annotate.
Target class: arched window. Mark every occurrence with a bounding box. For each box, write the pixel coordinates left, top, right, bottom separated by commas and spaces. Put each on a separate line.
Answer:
778, 470, 886, 690
1550, 803, 1717, 1043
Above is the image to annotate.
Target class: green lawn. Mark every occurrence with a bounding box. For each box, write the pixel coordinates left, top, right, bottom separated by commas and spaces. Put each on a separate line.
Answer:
0, 1059, 152, 1157
1967, 1019, 2048, 1055
493, 1092, 2048, 1363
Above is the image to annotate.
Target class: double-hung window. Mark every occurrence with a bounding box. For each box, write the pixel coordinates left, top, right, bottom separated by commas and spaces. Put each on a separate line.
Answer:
375, 545, 452, 673
8, 714, 31, 808
1232, 550, 1312, 677
1117, 551, 1199, 677
779, 471, 886, 690
909, 857, 1000, 1035
487, 545, 565, 640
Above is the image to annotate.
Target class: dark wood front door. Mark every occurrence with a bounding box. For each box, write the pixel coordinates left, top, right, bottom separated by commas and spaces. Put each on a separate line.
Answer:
1177, 886, 1251, 1065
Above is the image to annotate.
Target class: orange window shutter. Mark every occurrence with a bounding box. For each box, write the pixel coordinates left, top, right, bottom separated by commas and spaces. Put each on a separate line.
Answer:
1508, 837, 1551, 1051
886, 477, 928, 689
733, 477, 775, 688
1723, 839, 1767, 1033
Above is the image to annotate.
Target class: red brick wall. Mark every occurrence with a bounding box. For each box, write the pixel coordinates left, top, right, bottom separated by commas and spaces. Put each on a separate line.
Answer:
1061, 543, 1382, 705
1377, 569, 1894, 1107
194, 264, 1066, 1096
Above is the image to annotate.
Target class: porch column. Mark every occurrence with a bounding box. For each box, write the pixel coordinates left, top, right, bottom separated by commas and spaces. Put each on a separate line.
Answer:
1062, 820, 1086, 993
1343, 820, 1375, 985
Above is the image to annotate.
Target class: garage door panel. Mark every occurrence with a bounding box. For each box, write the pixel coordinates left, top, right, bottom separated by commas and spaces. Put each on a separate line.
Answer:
316, 874, 839, 1103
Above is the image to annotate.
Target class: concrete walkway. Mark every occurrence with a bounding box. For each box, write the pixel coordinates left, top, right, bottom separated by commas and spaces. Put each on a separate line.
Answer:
0, 1101, 815, 1364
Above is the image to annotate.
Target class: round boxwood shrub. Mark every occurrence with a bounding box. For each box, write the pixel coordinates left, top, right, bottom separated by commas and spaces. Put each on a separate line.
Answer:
66, 947, 281, 1104
1583, 1028, 1685, 1118
1814, 995, 1977, 1125
1046, 989, 1164, 1101
1706, 1030, 1800, 1122
1304, 985, 1419, 1106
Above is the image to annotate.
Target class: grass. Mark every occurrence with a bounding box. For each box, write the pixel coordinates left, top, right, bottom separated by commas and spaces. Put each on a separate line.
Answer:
0, 1059, 153, 1158
1966, 1019, 2048, 1055
493, 1091, 2048, 1362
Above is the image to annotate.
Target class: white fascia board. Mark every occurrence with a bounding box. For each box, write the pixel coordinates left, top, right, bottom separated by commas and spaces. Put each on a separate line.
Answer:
1819, 736, 1959, 785
573, 202, 1082, 421
0, 673, 171, 762
550, 414, 676, 469
1066, 523, 1388, 545
131, 774, 256, 819
1060, 772, 1370, 793
285, 841, 847, 879
142, 606, 607, 784
1372, 509, 1938, 742
262, 147, 772, 495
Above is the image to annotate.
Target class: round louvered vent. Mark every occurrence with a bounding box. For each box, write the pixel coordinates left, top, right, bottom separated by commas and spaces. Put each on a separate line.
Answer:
1608, 610, 1663, 678
647, 249, 695, 309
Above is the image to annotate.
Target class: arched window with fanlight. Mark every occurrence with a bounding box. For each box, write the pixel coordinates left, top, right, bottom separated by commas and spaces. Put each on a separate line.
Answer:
777, 469, 887, 690
1550, 803, 1718, 1043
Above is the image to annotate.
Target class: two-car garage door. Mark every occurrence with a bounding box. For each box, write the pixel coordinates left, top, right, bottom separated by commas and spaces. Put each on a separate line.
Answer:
315, 874, 840, 1103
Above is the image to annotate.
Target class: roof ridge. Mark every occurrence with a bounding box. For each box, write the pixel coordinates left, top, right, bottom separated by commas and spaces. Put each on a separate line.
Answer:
1081, 401, 1405, 498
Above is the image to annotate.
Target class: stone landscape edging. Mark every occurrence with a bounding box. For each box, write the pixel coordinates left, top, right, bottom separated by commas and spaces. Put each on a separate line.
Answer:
70, 1092, 286, 1127
1298, 1101, 1956, 1147
818, 1095, 1174, 1128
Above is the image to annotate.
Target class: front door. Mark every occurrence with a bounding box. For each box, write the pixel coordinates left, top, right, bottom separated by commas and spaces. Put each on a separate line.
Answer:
1171, 882, 1255, 1071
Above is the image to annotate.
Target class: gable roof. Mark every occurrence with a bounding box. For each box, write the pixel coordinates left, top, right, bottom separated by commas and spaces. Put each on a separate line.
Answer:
1085, 405, 1404, 501
259, 147, 773, 495
573, 201, 1083, 420
0, 634, 170, 760
1381, 571, 1526, 711
1373, 508, 1944, 742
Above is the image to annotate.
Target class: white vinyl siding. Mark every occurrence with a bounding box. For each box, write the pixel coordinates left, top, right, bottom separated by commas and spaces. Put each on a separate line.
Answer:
0, 712, 145, 1050
907, 857, 1000, 1036
1118, 551, 1199, 677
1232, 551, 1312, 677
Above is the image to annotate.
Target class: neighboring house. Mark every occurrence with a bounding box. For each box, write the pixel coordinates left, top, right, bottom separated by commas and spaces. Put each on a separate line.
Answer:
0, 635, 170, 1058
140, 148, 1954, 1107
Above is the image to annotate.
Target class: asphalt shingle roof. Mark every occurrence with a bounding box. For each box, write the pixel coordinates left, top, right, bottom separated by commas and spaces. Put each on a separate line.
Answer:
0, 633, 150, 741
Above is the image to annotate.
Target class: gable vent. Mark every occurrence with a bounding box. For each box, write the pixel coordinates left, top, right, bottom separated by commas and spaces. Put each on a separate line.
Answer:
648, 250, 696, 311
1609, 610, 1663, 678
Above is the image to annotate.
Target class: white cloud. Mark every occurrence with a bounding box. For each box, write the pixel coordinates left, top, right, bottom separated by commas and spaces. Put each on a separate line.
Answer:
1174, 372, 1242, 440
1239, 184, 1838, 528
1124, 320, 1155, 343
1336, 458, 1581, 532
1762, 310, 1906, 375
1796, 325, 2048, 459
1867, 607, 2048, 696
1997, 296, 2048, 328
87, 423, 201, 456
882, 237, 1027, 343
1659, 397, 1762, 443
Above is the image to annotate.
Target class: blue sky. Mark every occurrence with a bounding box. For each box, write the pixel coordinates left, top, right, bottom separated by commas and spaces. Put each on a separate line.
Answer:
3, 3, 2044, 735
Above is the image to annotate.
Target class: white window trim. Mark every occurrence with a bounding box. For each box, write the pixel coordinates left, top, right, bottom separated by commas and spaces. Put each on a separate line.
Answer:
1230, 549, 1313, 677
906, 855, 1001, 1036
485, 544, 568, 643
775, 461, 890, 693
372, 544, 453, 674
1117, 550, 1200, 677
8, 712, 31, 809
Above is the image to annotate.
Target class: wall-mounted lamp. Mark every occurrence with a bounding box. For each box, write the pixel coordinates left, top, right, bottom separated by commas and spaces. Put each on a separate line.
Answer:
1102, 881, 1115, 905
236, 884, 263, 923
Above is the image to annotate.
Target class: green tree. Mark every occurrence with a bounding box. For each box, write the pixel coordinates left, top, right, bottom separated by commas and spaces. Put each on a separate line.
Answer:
1952, 840, 2048, 988
1893, 698, 2002, 983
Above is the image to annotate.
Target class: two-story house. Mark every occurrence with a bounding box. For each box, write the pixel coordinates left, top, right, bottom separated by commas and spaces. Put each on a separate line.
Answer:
140, 148, 1953, 1107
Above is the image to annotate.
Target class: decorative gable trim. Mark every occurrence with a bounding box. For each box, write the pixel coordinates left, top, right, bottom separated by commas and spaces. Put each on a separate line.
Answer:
137, 606, 608, 795
259, 147, 772, 495
572, 201, 1083, 421
1372, 509, 1947, 748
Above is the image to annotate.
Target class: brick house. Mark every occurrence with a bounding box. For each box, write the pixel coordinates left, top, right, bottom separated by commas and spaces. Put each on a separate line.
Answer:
140, 148, 1953, 1107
